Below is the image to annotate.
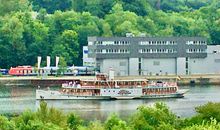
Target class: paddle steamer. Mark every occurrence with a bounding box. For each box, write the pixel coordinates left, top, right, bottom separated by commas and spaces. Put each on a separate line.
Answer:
36, 72, 188, 100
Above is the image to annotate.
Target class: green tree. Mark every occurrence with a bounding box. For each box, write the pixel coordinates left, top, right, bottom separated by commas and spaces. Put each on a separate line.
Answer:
67, 113, 83, 130
0, 14, 26, 68
195, 102, 220, 122
51, 30, 78, 65
105, 3, 140, 36
183, 118, 220, 130
102, 21, 113, 37
129, 102, 177, 129
0, 0, 30, 16
104, 113, 130, 130
13, 110, 39, 130
27, 21, 49, 65
31, 0, 72, 13
121, 0, 152, 16
0, 116, 15, 130
71, 0, 115, 18
36, 101, 67, 128
87, 121, 105, 130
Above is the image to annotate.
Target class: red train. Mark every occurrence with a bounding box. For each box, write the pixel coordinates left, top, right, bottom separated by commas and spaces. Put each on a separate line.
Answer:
8, 66, 37, 76
8, 66, 96, 76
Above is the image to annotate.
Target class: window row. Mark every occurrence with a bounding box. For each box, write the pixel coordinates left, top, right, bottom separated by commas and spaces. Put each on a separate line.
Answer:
186, 41, 206, 45
186, 49, 206, 53
139, 49, 177, 53
94, 41, 130, 45
139, 41, 176, 45
95, 49, 130, 54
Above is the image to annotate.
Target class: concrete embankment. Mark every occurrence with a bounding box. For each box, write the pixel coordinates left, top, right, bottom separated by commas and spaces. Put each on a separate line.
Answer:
0, 74, 219, 86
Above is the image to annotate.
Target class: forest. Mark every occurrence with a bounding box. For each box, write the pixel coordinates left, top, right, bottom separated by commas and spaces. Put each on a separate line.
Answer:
1, 101, 220, 130
0, 0, 220, 68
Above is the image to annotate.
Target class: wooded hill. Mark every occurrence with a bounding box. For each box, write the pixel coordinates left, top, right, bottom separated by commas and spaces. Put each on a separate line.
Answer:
0, 0, 219, 68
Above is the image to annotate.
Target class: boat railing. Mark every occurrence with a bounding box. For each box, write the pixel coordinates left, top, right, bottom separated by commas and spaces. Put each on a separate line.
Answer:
148, 82, 177, 87
62, 82, 80, 88
61, 89, 101, 96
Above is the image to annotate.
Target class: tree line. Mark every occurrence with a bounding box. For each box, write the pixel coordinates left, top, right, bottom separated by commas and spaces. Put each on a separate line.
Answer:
1, 101, 220, 130
0, 0, 219, 68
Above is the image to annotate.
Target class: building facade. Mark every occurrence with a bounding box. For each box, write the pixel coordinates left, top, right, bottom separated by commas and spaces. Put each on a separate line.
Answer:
84, 36, 220, 76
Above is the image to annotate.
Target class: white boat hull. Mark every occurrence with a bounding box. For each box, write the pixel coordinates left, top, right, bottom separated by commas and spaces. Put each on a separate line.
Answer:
36, 90, 111, 100
141, 89, 188, 99
36, 88, 188, 100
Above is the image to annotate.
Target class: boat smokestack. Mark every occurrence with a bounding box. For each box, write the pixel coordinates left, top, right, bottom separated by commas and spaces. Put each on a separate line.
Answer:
46, 56, 50, 68
109, 67, 114, 80
37, 56, 41, 69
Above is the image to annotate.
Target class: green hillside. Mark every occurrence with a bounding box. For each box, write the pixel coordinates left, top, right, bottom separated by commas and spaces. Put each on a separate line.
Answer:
0, 0, 219, 68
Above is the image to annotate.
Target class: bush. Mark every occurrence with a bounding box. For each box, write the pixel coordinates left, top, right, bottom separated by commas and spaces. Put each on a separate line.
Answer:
0, 116, 15, 130
104, 113, 130, 130
36, 101, 67, 128
67, 113, 83, 130
129, 102, 178, 129
195, 102, 220, 122
1, 101, 220, 130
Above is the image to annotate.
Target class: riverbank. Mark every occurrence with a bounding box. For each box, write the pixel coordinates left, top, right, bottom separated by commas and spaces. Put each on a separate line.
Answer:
0, 74, 219, 86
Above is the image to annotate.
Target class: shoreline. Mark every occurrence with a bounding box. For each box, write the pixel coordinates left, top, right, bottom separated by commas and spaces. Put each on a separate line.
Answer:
0, 74, 220, 86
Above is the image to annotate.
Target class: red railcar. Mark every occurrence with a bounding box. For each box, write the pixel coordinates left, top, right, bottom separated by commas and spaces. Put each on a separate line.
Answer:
8, 66, 36, 76
8, 66, 96, 76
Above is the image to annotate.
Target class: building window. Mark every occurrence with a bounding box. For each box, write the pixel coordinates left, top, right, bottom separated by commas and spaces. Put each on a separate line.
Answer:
168, 49, 173, 53
139, 41, 149, 45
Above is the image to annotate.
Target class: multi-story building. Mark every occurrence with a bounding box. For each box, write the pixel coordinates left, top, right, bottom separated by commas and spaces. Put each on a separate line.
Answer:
84, 36, 220, 76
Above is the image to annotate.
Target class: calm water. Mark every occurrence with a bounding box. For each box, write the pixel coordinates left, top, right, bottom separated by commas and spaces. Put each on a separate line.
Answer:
0, 85, 220, 120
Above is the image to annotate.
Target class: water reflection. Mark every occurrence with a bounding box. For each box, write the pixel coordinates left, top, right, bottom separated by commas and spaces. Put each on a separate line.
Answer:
1, 85, 220, 120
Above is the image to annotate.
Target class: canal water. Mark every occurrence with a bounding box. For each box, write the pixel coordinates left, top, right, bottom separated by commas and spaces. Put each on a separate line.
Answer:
0, 85, 220, 120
